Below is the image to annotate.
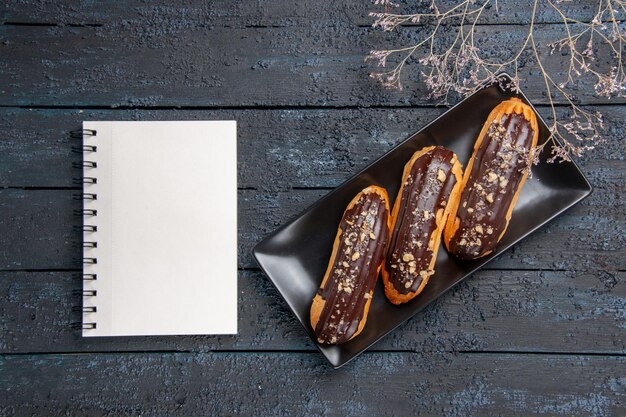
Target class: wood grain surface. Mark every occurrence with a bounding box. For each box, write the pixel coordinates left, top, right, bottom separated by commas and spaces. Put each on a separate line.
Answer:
0, 0, 624, 415
1, 352, 624, 416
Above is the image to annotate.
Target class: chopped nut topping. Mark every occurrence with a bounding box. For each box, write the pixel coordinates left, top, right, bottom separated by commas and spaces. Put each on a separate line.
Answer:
419, 270, 429, 279
486, 193, 494, 203
467, 207, 475, 214
364, 292, 371, 299
423, 210, 430, 220
499, 179, 508, 188
351, 252, 360, 261
459, 238, 467, 246
486, 226, 494, 234
342, 261, 349, 268
488, 172, 498, 182
402, 253, 414, 262
437, 169, 446, 182
345, 220, 354, 226
475, 184, 483, 191
463, 201, 467, 208
360, 233, 366, 242
369, 232, 376, 240
475, 225, 484, 234
344, 286, 352, 294
404, 281, 412, 289
344, 238, 352, 246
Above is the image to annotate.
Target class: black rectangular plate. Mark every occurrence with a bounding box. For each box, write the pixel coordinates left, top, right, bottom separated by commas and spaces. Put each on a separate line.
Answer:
252, 74, 593, 368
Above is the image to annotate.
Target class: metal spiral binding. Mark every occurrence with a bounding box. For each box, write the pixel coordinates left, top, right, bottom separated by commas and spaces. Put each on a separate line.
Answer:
73, 192, 97, 200
71, 144, 97, 153
73, 177, 97, 185
71, 128, 98, 332
74, 225, 98, 232
72, 161, 97, 169
74, 289, 97, 297
73, 209, 97, 216
73, 306, 97, 313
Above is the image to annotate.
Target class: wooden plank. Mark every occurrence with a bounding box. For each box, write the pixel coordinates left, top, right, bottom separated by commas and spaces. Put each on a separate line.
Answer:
1, 23, 624, 107
0, 189, 79, 270
0, 351, 624, 416
0, 180, 622, 271
1, 270, 623, 353
0, 0, 609, 27
0, 106, 623, 189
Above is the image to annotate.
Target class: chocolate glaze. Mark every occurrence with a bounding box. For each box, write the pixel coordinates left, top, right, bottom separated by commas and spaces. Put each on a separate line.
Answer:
314, 191, 390, 344
448, 112, 534, 259
386, 147, 458, 294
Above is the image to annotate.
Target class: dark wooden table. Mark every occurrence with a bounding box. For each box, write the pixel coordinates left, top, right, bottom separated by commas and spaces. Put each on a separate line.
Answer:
1, 1, 624, 415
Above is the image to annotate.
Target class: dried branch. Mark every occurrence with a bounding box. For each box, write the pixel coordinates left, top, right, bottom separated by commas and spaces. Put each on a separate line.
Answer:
366, 0, 626, 162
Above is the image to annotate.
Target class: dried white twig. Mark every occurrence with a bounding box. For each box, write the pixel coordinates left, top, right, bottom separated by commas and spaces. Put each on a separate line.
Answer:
366, 0, 625, 162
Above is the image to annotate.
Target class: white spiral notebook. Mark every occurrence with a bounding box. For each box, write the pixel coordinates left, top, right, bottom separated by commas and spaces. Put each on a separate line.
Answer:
79, 121, 238, 337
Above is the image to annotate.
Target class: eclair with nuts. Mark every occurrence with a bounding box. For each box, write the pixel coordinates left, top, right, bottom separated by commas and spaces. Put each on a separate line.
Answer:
382, 146, 463, 305
444, 98, 539, 259
310, 185, 391, 345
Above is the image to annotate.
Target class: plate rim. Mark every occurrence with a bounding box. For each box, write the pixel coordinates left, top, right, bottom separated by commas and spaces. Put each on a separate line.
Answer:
251, 73, 593, 368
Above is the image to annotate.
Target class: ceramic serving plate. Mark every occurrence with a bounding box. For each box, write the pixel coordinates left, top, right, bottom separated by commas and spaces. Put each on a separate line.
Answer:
252, 74, 592, 368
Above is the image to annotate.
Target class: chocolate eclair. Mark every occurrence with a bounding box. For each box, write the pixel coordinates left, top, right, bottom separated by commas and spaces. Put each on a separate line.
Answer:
444, 98, 539, 259
382, 146, 463, 305
310, 185, 391, 345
